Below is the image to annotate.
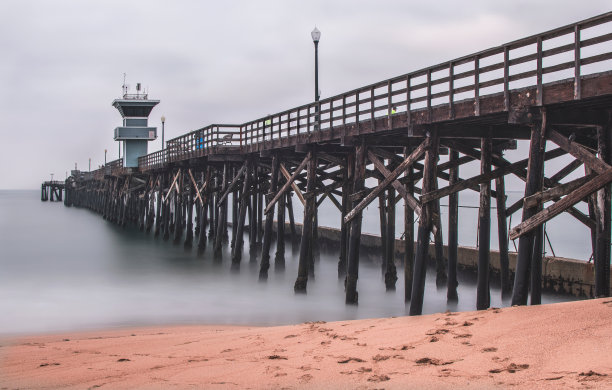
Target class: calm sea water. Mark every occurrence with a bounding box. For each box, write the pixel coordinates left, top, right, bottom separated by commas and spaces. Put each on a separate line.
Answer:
0, 190, 581, 335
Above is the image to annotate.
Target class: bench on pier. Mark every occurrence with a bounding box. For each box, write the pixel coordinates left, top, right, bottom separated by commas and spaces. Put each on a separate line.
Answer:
218, 134, 233, 145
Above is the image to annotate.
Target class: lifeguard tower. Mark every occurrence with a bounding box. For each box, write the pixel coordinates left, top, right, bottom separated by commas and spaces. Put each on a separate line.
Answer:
112, 82, 160, 168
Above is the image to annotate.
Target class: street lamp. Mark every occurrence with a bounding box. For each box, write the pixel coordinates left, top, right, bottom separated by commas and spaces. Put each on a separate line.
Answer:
311, 27, 321, 102
161, 115, 166, 150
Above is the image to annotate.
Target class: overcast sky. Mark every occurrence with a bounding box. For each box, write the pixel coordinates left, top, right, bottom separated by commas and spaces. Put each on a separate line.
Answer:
0, 1, 610, 189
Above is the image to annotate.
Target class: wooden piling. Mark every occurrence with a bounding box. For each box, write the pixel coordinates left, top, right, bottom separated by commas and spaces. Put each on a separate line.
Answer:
184, 184, 194, 249
447, 149, 459, 301
232, 159, 252, 266
512, 113, 546, 306
410, 132, 437, 316
173, 172, 183, 245
385, 185, 398, 290
495, 176, 512, 297
595, 121, 611, 297
404, 163, 415, 302
275, 191, 287, 269
477, 134, 492, 310
346, 144, 366, 304
259, 155, 279, 279
214, 163, 228, 257
295, 151, 316, 293
338, 154, 353, 278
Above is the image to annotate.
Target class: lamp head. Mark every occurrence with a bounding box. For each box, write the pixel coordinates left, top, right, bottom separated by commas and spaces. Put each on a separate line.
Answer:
311, 27, 321, 43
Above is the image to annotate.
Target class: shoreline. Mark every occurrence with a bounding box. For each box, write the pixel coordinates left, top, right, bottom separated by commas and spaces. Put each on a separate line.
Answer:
2, 299, 611, 389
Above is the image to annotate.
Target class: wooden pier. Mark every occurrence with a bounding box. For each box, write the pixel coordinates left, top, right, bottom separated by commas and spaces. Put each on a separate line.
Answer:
60, 13, 612, 314
41, 181, 64, 202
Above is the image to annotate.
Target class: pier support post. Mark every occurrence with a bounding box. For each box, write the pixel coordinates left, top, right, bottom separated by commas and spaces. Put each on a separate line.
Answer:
173, 173, 184, 245
495, 176, 512, 297
447, 149, 459, 301
184, 184, 194, 249
410, 130, 438, 315
275, 191, 287, 270
295, 151, 317, 293
512, 111, 546, 306
232, 159, 252, 266
404, 163, 415, 302
232, 170, 239, 248
338, 153, 353, 278
477, 134, 492, 310
214, 163, 228, 257
346, 143, 366, 304
385, 184, 398, 290
379, 181, 388, 276
197, 169, 211, 256
595, 118, 611, 297
433, 181, 446, 288
259, 154, 280, 279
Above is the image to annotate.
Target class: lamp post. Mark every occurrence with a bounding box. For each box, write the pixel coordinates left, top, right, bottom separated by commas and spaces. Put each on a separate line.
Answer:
311, 27, 321, 131
161, 115, 166, 150
311, 27, 321, 102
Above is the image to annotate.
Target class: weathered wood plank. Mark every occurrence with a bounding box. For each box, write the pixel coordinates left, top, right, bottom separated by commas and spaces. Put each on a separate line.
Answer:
509, 168, 612, 240
548, 129, 611, 174
523, 173, 595, 209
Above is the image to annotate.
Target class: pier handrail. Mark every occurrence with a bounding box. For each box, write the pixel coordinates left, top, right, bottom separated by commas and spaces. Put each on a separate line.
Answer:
137, 11, 612, 168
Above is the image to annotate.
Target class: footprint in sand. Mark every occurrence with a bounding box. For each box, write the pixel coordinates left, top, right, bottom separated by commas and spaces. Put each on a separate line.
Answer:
415, 357, 455, 366
39, 362, 60, 367
372, 354, 391, 362
298, 374, 313, 383
367, 374, 390, 382
267, 355, 288, 360
489, 363, 529, 374
482, 347, 498, 353
426, 328, 450, 335
338, 357, 366, 364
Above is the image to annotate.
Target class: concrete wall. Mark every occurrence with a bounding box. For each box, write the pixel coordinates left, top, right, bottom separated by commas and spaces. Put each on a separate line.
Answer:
278, 222, 601, 298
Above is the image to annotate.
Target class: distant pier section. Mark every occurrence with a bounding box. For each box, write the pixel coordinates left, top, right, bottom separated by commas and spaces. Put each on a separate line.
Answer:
40, 181, 64, 202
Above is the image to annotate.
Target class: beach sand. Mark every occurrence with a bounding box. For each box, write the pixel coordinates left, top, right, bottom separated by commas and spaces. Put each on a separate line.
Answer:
1, 298, 611, 389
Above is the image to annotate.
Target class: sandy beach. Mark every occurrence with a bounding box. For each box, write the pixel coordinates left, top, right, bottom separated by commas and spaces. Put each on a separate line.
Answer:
1, 298, 611, 389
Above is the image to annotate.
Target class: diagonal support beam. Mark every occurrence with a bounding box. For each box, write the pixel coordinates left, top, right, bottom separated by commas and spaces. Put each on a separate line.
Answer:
344, 138, 429, 224
280, 163, 306, 206
523, 173, 595, 209
367, 150, 422, 217
548, 129, 611, 174
162, 170, 181, 203
509, 168, 612, 240
187, 169, 204, 207
264, 152, 311, 214
217, 162, 247, 205
421, 148, 565, 204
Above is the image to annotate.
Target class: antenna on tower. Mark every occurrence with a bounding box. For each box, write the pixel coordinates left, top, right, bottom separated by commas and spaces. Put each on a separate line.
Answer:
122, 73, 128, 97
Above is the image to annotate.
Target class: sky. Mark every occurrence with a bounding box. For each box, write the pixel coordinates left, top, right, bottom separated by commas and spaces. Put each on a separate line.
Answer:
0, 1, 610, 189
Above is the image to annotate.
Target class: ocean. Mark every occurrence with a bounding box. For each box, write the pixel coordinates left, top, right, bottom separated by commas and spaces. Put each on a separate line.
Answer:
0, 189, 583, 335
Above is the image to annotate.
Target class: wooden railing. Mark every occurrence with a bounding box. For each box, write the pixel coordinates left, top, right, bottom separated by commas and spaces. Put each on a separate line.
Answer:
139, 125, 242, 170
135, 12, 611, 169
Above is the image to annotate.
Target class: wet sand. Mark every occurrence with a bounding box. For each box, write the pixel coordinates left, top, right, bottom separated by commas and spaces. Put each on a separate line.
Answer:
1, 298, 611, 389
